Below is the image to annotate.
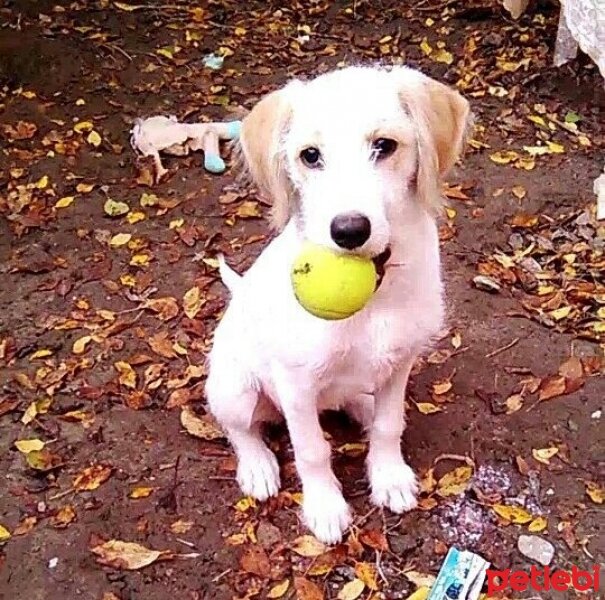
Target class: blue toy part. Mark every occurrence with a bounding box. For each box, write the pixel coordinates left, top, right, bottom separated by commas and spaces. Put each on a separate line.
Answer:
226, 120, 241, 140
204, 153, 226, 174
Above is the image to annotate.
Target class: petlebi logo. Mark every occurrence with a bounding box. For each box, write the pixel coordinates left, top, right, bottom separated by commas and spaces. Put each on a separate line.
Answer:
486, 564, 601, 595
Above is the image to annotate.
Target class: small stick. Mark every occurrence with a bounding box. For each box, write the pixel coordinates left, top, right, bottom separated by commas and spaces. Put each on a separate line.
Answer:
485, 337, 520, 359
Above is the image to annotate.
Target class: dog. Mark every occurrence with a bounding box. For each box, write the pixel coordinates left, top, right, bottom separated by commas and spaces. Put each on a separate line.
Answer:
205, 65, 470, 544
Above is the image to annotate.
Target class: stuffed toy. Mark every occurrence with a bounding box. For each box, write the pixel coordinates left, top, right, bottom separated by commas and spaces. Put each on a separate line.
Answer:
130, 115, 241, 182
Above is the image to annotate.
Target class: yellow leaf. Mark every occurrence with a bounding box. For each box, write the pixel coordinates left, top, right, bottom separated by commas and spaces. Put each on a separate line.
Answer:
420, 38, 432, 55
183, 286, 203, 319
416, 402, 442, 415
114, 361, 137, 389
169, 218, 184, 229
104, 198, 130, 217
355, 562, 379, 591
337, 578, 365, 600
72, 335, 92, 355
30, 349, 53, 360
546, 141, 564, 154
76, 182, 94, 193
432, 380, 452, 395
91, 540, 164, 570
432, 48, 453, 65
267, 579, 290, 598
140, 192, 158, 207
528, 115, 547, 127
437, 466, 473, 497
528, 516, 548, 532
114, 2, 144, 10
511, 185, 526, 199
130, 253, 150, 267
234, 496, 256, 512
73, 464, 112, 491
336, 442, 367, 456
180, 406, 224, 440
0, 525, 11, 541
120, 274, 136, 287
550, 306, 572, 321
127, 211, 146, 224
21, 401, 38, 425
170, 520, 193, 534
585, 481, 604, 504
492, 504, 533, 524
74, 120, 94, 133
129, 486, 153, 499
490, 150, 519, 164
15, 439, 45, 453
235, 201, 262, 219
523, 145, 550, 156
407, 587, 431, 600
36, 175, 49, 189
532, 447, 559, 464
515, 156, 535, 170
156, 47, 174, 60
55, 196, 75, 208
505, 394, 524, 414
51, 505, 76, 528
109, 233, 132, 247
445, 206, 457, 220
87, 130, 102, 147
291, 535, 327, 557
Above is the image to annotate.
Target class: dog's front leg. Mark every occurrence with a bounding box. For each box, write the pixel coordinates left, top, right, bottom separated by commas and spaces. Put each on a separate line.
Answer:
367, 360, 419, 514
274, 369, 352, 544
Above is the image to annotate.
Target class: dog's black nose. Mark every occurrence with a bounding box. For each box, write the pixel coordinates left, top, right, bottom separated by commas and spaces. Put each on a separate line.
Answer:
330, 212, 371, 249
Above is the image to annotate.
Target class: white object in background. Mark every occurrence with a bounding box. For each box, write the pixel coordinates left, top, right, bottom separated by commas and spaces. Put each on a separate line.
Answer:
594, 166, 605, 220
503, 0, 530, 19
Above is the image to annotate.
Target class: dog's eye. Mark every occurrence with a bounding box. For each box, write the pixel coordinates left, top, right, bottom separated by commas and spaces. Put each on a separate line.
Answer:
300, 147, 322, 168
372, 138, 398, 160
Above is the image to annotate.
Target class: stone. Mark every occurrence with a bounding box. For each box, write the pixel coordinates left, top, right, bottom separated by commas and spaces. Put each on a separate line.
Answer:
517, 534, 555, 566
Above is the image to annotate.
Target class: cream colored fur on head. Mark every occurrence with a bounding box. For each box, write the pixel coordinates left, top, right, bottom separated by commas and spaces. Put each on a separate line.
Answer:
206, 65, 470, 544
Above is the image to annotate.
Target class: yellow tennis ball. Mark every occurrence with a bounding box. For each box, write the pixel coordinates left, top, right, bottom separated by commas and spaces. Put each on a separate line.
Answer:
291, 243, 377, 320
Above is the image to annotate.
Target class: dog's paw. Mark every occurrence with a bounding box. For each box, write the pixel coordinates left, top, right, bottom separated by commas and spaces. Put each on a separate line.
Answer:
369, 461, 418, 514
237, 447, 280, 501
303, 486, 352, 545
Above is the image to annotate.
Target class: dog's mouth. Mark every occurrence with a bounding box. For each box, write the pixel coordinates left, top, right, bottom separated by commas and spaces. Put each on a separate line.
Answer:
372, 247, 392, 290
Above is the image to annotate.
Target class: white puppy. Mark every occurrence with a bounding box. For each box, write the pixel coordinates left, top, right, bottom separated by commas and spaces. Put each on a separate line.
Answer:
205, 66, 470, 544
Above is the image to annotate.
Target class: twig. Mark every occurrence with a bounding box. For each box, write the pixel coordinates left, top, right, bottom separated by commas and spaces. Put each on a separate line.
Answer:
485, 337, 520, 359
433, 453, 475, 467
48, 488, 75, 502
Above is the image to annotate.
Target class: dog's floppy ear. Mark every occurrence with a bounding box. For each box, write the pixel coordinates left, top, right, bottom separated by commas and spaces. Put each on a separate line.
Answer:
397, 70, 471, 214
240, 82, 300, 230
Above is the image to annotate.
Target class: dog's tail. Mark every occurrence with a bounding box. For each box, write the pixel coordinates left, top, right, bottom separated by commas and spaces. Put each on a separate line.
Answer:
217, 255, 242, 294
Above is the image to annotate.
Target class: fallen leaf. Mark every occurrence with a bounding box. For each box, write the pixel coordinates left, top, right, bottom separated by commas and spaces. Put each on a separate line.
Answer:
240, 545, 271, 577
50, 505, 76, 528
234, 496, 256, 512
114, 361, 137, 389
91, 540, 166, 570
416, 402, 443, 414
73, 464, 112, 491
538, 375, 567, 401
492, 504, 533, 524
104, 199, 130, 217
432, 379, 452, 395
355, 562, 378, 590
170, 520, 193, 534
291, 535, 327, 557
532, 447, 559, 464
337, 579, 365, 600
267, 579, 290, 599
437, 466, 473, 497
180, 406, 224, 440
109, 233, 132, 247
25, 449, 64, 472
74, 121, 94, 133
359, 528, 389, 552
72, 335, 93, 355
294, 577, 324, 600
407, 587, 431, 600
558, 356, 583, 380
55, 196, 75, 208
130, 486, 153, 499
87, 130, 102, 147
0, 525, 11, 541
511, 185, 526, 199
528, 516, 548, 532
14, 438, 45, 453
490, 150, 519, 164
183, 286, 204, 319
585, 481, 604, 504
13, 516, 37, 536
148, 332, 176, 358
235, 201, 262, 219
510, 213, 539, 228
505, 394, 524, 414
144, 297, 179, 321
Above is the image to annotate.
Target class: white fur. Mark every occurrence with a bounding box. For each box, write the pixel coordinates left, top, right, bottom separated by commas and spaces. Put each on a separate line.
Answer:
205, 66, 469, 544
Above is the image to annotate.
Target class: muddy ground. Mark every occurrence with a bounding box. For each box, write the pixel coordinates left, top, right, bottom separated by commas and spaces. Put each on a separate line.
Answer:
0, 1, 603, 599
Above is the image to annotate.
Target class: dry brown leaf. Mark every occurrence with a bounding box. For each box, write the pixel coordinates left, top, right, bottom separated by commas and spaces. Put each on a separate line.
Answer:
91, 540, 166, 570
585, 481, 604, 504
144, 297, 179, 321
180, 407, 224, 440
294, 577, 325, 600
538, 375, 567, 401
148, 332, 176, 358
291, 535, 327, 557
505, 394, 524, 414
239, 545, 271, 578
170, 520, 193, 534
359, 528, 389, 552
73, 464, 112, 491
51, 505, 76, 528
13, 516, 37, 536
558, 356, 583, 380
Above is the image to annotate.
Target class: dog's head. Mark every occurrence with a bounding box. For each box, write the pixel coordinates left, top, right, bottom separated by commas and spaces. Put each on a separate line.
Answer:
239, 66, 470, 258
